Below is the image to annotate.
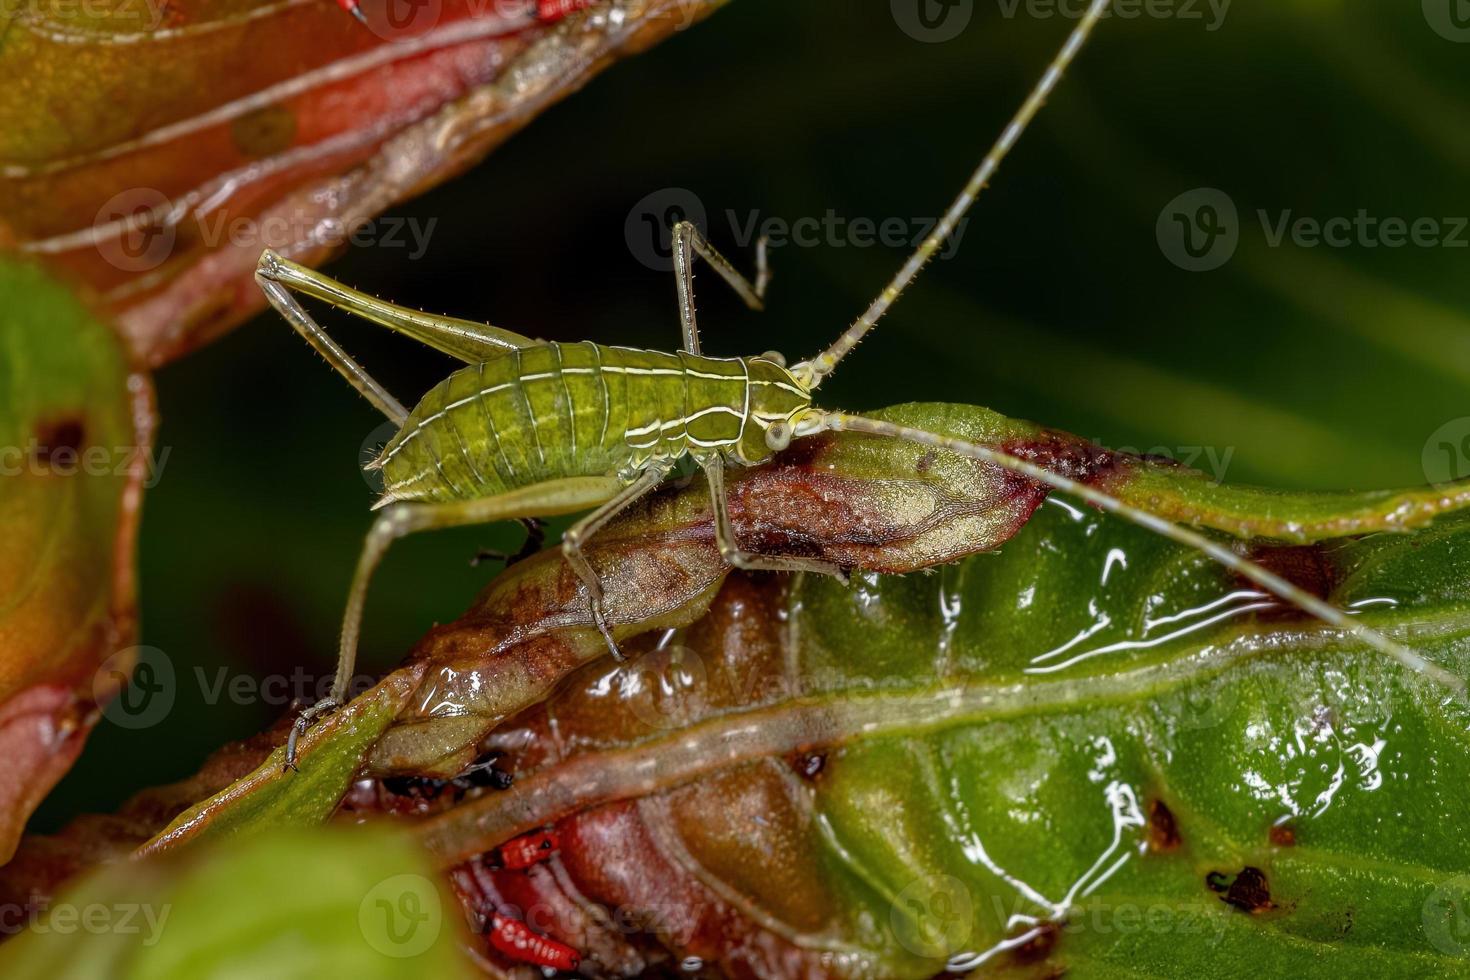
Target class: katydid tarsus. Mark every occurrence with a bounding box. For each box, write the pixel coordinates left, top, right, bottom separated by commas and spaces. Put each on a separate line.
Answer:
257, 0, 1466, 770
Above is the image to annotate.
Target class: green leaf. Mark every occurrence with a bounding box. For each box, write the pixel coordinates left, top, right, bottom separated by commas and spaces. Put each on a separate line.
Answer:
409, 405, 1470, 976
141, 672, 419, 853
791, 500, 1470, 976
1, 0, 731, 366
0, 825, 472, 978
0, 256, 147, 861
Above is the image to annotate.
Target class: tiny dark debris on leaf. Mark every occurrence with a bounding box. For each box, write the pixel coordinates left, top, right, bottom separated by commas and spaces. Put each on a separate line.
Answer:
1147, 799, 1181, 853
380, 753, 512, 803
31, 416, 86, 465
1269, 821, 1297, 847
1007, 919, 1061, 967
790, 750, 826, 779
1206, 866, 1274, 913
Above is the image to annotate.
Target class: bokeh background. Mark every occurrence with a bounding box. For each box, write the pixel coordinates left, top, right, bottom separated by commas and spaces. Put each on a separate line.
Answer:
35, 0, 1470, 825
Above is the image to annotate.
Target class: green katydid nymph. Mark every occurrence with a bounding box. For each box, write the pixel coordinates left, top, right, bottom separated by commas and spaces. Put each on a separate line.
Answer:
257, 0, 1463, 768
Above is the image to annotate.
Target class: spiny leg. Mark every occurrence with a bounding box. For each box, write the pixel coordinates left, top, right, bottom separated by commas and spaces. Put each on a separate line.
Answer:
285, 476, 622, 769
256, 249, 536, 364
702, 455, 848, 582
256, 261, 408, 425
561, 464, 673, 659
815, 411, 1467, 699
671, 220, 769, 354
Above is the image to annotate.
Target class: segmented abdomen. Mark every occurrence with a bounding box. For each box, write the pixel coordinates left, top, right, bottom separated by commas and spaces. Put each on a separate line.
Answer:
374, 341, 752, 506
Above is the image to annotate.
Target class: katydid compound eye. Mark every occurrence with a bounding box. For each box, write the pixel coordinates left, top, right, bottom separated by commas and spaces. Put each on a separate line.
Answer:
760, 350, 787, 368
766, 421, 792, 451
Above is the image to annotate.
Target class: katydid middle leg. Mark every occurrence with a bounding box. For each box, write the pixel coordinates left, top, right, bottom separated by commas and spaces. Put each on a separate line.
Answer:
285, 475, 622, 768
700, 456, 847, 581
669, 225, 843, 581
560, 464, 674, 659
671, 220, 769, 355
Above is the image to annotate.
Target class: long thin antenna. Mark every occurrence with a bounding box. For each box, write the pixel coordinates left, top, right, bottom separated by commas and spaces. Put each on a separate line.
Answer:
821, 411, 1466, 698
794, 0, 1112, 389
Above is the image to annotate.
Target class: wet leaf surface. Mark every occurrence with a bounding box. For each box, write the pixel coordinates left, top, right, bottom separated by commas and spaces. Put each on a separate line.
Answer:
0, 256, 151, 862
6, 404, 1470, 977
2, 0, 728, 366
424, 496, 1470, 976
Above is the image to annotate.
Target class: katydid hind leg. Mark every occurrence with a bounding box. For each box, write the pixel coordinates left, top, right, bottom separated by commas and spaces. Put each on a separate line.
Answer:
561, 465, 672, 659
256, 269, 409, 425
284, 477, 622, 770
702, 456, 848, 582
256, 249, 537, 364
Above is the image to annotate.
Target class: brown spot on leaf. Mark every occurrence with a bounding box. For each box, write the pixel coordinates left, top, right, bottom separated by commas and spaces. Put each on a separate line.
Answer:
1207, 866, 1273, 913
1000, 430, 1125, 486
1147, 799, 1181, 853
1008, 920, 1061, 966
1243, 544, 1337, 608
230, 105, 298, 160
32, 417, 86, 467
1269, 822, 1296, 847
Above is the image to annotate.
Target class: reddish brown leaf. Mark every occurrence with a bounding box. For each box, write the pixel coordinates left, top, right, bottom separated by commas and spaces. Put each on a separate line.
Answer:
4, 0, 728, 366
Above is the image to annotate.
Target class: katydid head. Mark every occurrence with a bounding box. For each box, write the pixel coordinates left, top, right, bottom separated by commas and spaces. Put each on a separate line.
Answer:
726, 354, 815, 463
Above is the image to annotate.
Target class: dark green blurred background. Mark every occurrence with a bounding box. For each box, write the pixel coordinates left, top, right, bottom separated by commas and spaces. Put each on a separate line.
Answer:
35, 0, 1470, 826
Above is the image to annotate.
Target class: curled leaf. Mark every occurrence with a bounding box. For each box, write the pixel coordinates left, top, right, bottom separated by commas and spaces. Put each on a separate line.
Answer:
420, 496, 1470, 976
4, 0, 729, 366
0, 256, 152, 862
10, 403, 1470, 977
